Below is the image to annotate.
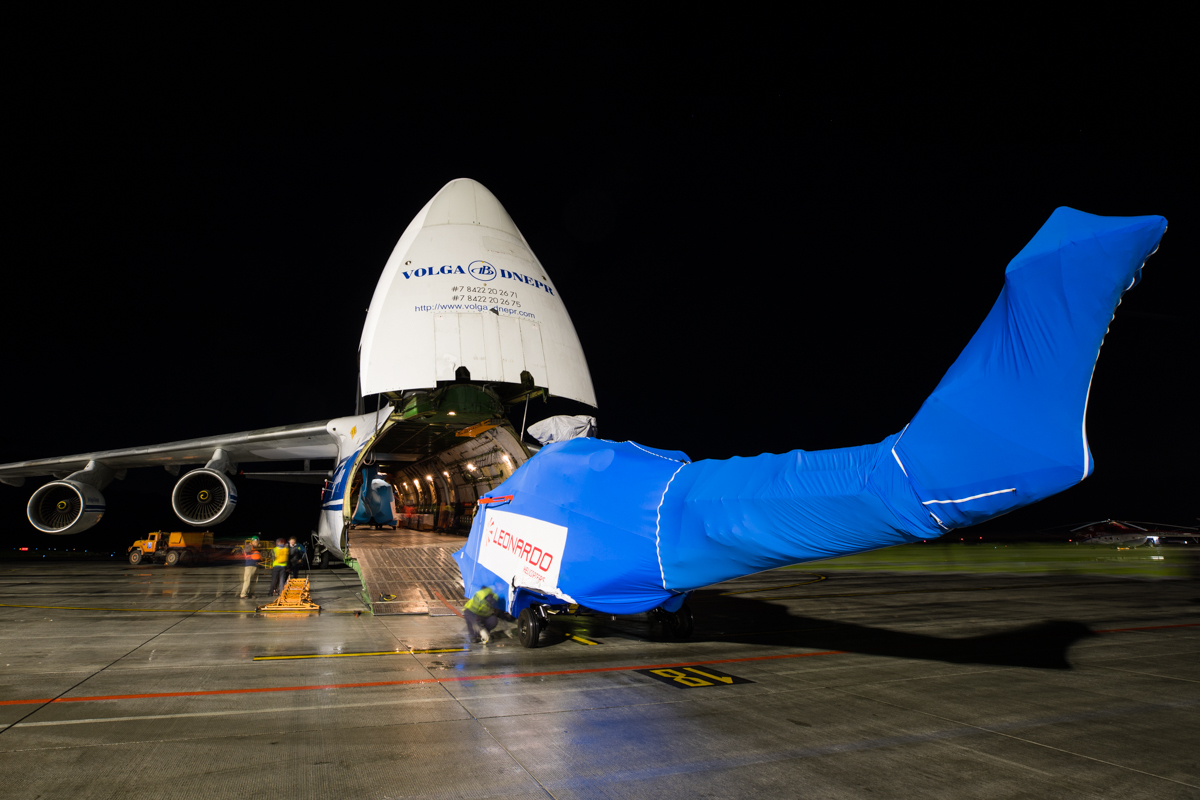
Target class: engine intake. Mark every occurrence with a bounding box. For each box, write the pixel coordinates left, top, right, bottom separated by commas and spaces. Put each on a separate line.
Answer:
172, 468, 237, 526
28, 480, 106, 534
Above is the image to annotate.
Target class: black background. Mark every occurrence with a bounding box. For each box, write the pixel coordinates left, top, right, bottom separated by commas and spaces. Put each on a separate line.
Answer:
3, 18, 1195, 553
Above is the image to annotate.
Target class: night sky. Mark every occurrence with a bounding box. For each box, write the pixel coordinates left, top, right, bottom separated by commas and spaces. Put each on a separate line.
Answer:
3, 20, 1195, 551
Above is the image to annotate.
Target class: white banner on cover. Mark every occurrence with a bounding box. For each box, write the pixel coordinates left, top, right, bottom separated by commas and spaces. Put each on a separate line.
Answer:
478, 509, 567, 592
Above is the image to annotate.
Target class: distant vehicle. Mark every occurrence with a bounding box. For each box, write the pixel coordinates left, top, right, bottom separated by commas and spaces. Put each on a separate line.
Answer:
1154, 536, 1199, 547
1073, 520, 1198, 548
127, 531, 216, 566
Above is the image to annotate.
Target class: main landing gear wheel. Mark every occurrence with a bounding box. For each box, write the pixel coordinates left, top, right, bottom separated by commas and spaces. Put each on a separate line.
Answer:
128, 549, 143, 566
518, 607, 543, 648
659, 603, 694, 640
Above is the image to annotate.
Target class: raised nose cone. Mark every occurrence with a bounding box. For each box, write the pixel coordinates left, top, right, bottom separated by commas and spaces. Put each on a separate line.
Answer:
423, 178, 522, 238
359, 179, 597, 407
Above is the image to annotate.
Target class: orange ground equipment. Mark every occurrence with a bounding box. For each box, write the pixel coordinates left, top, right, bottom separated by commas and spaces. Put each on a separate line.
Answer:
127, 531, 214, 566
257, 577, 320, 613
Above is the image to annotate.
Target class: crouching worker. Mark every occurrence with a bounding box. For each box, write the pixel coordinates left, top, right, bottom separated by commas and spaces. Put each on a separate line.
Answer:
464, 586, 501, 643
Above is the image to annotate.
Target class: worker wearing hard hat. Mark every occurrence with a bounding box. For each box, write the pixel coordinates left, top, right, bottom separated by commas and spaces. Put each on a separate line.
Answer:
464, 586, 501, 643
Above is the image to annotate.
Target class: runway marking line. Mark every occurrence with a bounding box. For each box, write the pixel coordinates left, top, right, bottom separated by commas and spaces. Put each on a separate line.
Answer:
639, 665, 754, 688
566, 633, 600, 645
1095, 622, 1200, 634
0, 650, 843, 707
253, 647, 466, 661
0, 602, 359, 614
753, 579, 1135, 601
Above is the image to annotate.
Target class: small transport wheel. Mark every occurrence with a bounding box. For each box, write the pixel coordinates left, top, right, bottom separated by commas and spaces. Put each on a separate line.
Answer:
518, 607, 543, 648
128, 549, 143, 566
661, 603, 694, 640
164, 549, 181, 567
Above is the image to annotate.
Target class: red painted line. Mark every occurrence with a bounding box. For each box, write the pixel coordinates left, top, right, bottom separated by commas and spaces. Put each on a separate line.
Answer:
431, 590, 464, 618
1095, 622, 1200, 634
0, 650, 842, 706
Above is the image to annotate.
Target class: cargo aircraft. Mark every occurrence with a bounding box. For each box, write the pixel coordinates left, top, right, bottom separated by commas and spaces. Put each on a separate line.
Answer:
0, 179, 593, 567
0, 183, 1170, 652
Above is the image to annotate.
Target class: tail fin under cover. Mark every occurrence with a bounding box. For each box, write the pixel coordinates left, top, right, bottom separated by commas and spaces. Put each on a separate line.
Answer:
893, 208, 1167, 529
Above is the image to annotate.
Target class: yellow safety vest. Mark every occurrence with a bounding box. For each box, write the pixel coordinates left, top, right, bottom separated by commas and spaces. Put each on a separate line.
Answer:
273, 547, 289, 567
465, 589, 496, 616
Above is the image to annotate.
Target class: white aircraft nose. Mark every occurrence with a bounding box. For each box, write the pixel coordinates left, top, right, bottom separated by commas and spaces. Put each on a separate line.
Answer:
358, 177, 597, 406
423, 178, 522, 238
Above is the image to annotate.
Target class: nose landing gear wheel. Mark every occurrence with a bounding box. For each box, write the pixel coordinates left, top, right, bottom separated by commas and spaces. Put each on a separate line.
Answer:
518, 607, 543, 648
659, 603, 694, 640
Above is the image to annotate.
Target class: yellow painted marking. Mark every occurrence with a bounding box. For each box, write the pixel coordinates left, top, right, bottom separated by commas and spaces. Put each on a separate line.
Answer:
254, 647, 466, 661
566, 633, 599, 646
684, 667, 733, 684
650, 668, 712, 686
0, 602, 362, 615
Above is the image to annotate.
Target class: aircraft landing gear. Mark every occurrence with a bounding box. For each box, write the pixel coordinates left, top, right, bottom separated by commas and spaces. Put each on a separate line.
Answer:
654, 602, 694, 640
518, 606, 545, 648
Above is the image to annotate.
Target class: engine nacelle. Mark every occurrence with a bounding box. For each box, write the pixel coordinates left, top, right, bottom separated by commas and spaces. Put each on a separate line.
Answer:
27, 480, 106, 534
172, 468, 237, 526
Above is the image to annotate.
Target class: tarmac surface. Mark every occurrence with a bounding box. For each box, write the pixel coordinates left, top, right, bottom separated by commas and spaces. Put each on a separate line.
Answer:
0, 558, 1197, 798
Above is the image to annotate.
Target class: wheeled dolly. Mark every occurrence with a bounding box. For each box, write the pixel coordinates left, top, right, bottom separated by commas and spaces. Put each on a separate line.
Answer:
513, 601, 694, 648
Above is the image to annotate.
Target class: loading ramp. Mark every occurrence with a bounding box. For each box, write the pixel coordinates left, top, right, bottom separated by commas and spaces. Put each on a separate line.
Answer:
348, 527, 467, 615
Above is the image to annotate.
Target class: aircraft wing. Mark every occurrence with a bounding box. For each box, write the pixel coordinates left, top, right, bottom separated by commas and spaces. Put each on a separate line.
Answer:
1, 419, 343, 534
0, 420, 336, 479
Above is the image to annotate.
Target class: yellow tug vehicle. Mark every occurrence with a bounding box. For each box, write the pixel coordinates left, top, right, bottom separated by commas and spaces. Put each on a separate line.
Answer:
127, 531, 214, 566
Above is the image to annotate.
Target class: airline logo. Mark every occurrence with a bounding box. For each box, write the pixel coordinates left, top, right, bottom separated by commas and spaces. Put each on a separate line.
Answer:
467, 260, 496, 281
399, 262, 555, 295
478, 509, 567, 590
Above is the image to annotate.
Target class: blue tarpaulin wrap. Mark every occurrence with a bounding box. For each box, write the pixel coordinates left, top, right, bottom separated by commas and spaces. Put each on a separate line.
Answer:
352, 466, 397, 526
456, 208, 1167, 615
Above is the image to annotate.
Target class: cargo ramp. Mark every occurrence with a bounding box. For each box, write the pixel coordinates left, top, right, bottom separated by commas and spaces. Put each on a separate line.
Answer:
348, 527, 467, 615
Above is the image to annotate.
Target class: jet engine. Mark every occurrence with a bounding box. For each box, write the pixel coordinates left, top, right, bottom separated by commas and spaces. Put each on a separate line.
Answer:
172, 468, 237, 526
27, 480, 106, 534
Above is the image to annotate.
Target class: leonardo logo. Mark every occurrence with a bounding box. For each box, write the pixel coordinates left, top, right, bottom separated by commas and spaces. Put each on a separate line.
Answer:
478, 509, 567, 590
467, 260, 497, 282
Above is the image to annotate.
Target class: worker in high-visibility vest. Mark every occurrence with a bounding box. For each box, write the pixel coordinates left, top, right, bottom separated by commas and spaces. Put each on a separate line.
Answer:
239, 537, 261, 599
270, 538, 289, 596
464, 586, 500, 643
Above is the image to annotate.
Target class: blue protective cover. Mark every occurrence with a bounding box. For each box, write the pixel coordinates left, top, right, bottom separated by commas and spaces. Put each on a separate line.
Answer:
352, 466, 397, 526
456, 208, 1167, 614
